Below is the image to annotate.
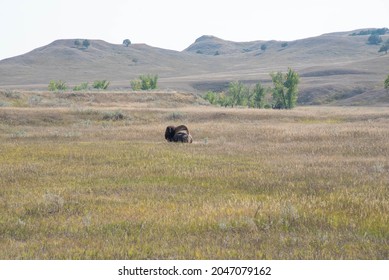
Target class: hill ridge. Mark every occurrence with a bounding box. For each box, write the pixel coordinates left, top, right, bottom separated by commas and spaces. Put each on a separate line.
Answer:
0, 28, 388, 105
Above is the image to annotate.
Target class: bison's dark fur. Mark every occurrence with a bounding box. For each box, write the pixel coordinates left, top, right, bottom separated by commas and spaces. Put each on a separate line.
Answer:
165, 125, 193, 143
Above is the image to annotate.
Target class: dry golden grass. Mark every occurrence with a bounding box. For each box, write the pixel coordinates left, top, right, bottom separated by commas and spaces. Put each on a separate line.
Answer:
0, 90, 388, 259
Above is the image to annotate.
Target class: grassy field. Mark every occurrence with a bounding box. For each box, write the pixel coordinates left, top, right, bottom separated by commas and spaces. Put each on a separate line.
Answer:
0, 90, 388, 259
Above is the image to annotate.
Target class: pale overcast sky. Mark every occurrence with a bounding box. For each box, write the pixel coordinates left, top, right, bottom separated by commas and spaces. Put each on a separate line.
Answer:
0, 0, 388, 60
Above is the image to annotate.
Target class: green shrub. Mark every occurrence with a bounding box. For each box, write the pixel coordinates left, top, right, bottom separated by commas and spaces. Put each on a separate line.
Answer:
251, 82, 266, 108
378, 39, 389, 55
123, 39, 131, 47
385, 74, 389, 91
131, 74, 158, 90
82, 39, 90, 49
93, 80, 110, 90
130, 80, 142, 91
228, 81, 249, 107
203, 91, 218, 105
48, 80, 67, 91
73, 82, 89, 91
140, 74, 158, 90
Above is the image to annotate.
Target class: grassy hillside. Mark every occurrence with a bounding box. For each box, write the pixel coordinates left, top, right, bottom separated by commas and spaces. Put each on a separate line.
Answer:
0, 29, 388, 105
0, 90, 388, 259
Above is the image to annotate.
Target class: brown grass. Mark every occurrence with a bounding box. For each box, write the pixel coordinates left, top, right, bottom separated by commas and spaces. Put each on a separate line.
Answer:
0, 90, 388, 259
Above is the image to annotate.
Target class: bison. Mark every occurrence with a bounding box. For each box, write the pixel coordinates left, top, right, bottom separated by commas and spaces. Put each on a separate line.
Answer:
165, 125, 193, 143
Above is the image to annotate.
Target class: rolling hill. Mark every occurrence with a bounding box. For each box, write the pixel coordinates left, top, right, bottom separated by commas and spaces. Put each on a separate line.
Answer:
0, 28, 388, 105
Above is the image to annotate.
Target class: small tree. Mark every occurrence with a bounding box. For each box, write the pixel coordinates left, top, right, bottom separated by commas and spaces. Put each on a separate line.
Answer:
270, 68, 300, 109
378, 39, 389, 54
368, 34, 382, 45
140, 75, 151, 90
218, 92, 232, 107
251, 82, 266, 108
203, 91, 218, 105
74, 40, 81, 48
83, 39, 90, 49
379, 45, 388, 54
48, 80, 57, 91
150, 75, 158, 89
123, 39, 131, 47
284, 68, 300, 109
228, 81, 249, 107
270, 71, 286, 108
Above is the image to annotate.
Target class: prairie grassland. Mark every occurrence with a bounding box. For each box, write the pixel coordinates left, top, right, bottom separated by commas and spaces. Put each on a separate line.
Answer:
0, 90, 388, 259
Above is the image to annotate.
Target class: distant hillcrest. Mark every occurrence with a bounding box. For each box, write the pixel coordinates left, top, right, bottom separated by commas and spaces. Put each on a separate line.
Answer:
184, 35, 269, 55
0, 28, 388, 105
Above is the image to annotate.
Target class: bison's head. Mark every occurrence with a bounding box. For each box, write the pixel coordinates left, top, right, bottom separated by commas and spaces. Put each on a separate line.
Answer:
165, 126, 176, 142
